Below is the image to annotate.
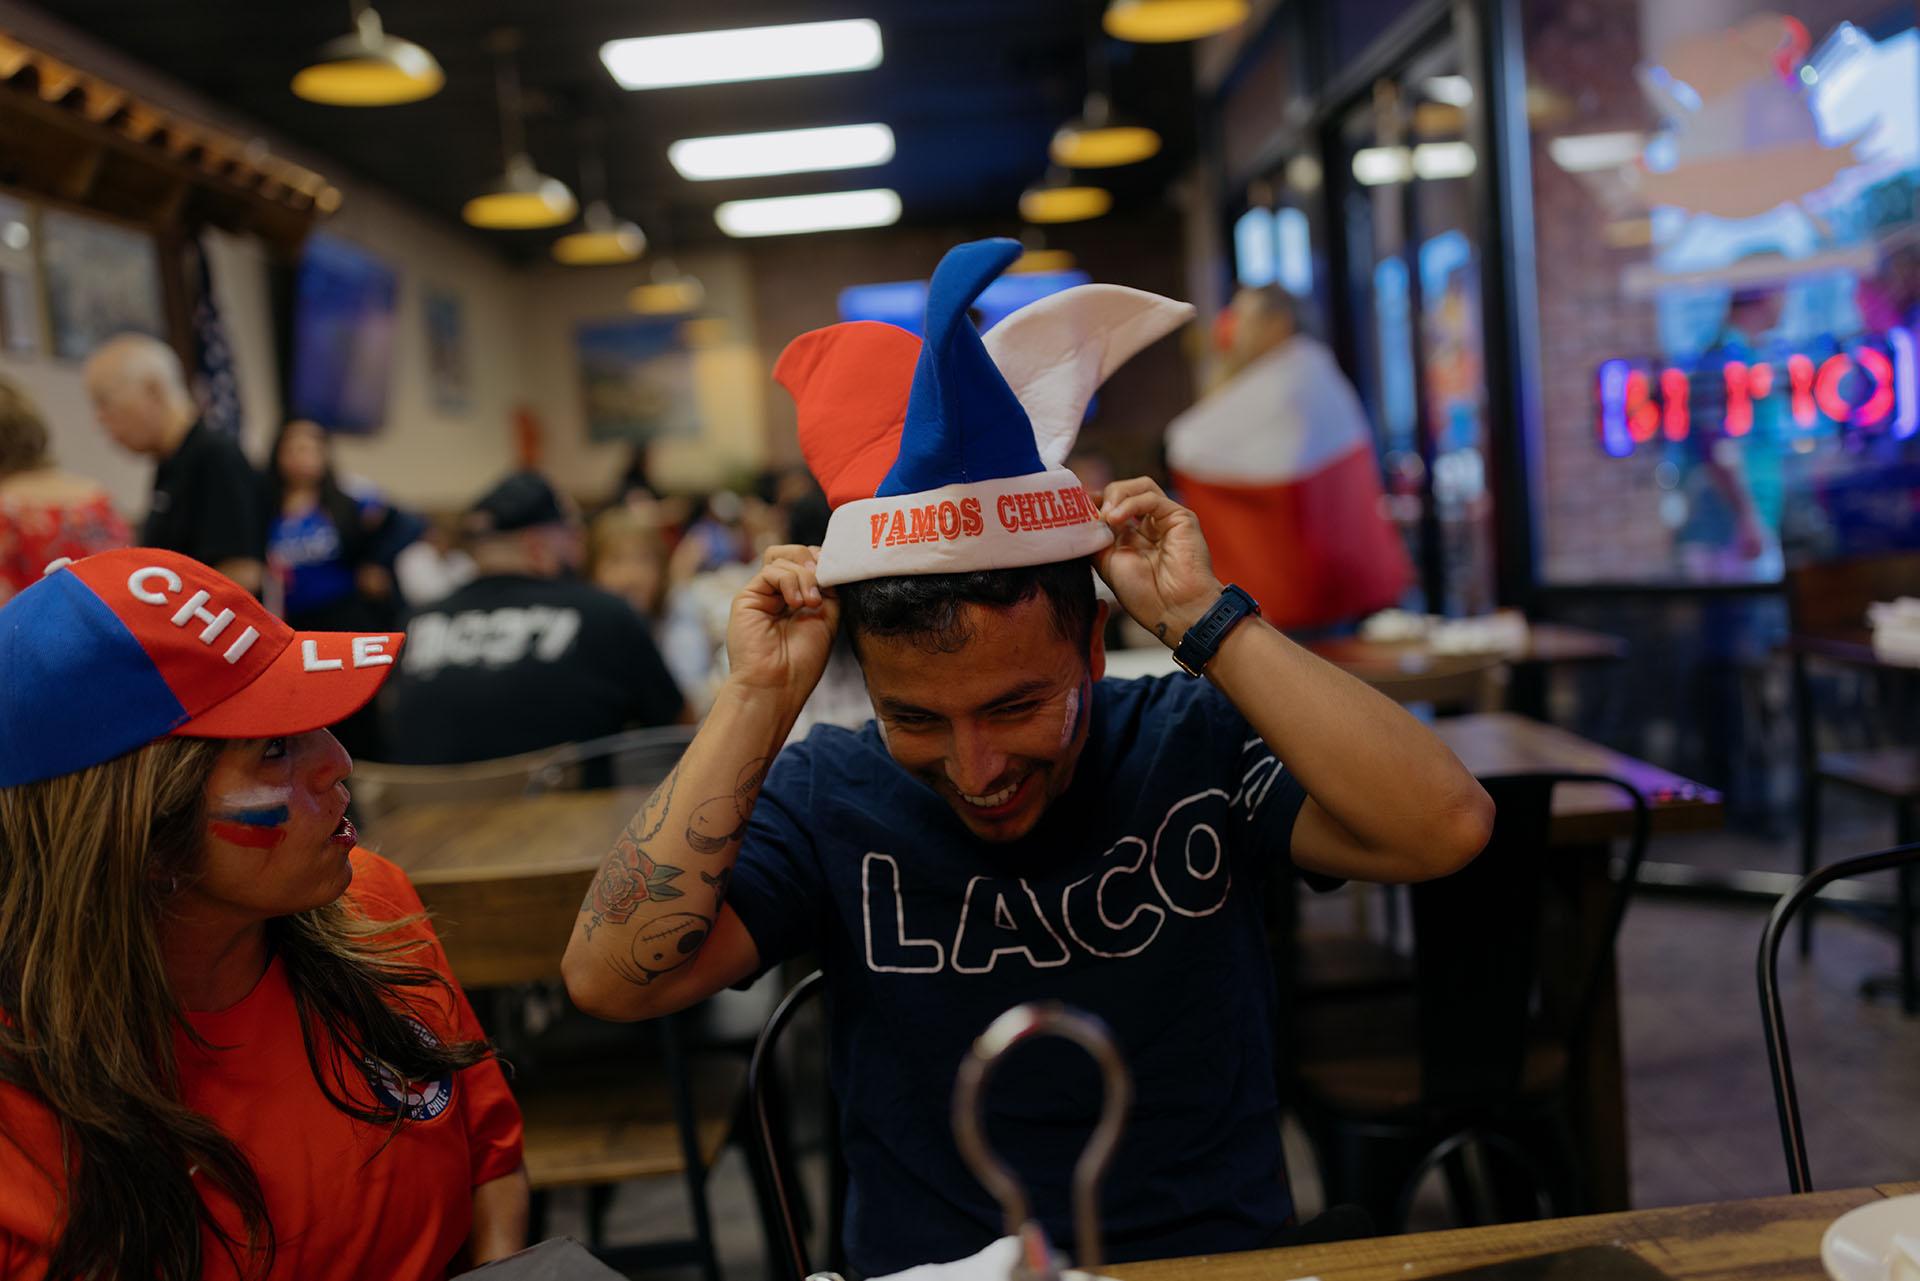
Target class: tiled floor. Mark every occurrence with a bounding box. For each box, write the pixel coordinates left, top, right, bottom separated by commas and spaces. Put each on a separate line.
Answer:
551, 818, 1920, 1277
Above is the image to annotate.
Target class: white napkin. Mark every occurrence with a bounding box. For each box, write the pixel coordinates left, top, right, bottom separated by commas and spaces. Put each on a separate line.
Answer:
1888, 1231, 1920, 1281
866, 1236, 1115, 1281
1868, 598, 1920, 667
1429, 610, 1530, 657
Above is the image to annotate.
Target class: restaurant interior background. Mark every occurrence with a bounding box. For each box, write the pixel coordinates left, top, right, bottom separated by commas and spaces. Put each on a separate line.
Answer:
5, 0, 1920, 1272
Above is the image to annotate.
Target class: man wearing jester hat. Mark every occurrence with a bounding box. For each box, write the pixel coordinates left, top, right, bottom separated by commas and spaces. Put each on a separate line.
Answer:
565, 240, 1492, 1274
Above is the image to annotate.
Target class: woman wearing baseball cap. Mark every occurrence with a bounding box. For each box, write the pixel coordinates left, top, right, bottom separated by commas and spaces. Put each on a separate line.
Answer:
0, 549, 527, 1280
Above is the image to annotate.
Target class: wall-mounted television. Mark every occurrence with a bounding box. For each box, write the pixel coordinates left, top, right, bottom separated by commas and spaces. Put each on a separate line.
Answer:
287, 234, 398, 434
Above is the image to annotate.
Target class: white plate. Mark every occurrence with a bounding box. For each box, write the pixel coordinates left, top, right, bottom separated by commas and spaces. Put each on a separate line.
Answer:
1822, 1194, 1920, 1281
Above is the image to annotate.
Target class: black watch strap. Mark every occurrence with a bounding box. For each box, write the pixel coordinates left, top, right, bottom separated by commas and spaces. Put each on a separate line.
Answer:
1170, 584, 1260, 676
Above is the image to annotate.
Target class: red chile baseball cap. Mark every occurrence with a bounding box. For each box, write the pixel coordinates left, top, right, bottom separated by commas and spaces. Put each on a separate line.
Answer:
0, 548, 403, 788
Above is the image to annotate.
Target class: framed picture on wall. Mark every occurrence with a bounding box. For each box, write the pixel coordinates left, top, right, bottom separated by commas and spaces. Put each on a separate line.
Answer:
576, 316, 700, 442
287, 233, 398, 434
38, 206, 166, 361
422, 286, 468, 412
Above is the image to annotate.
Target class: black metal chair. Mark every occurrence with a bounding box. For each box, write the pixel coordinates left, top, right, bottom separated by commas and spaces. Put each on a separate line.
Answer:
747, 969, 845, 1281
1758, 842, 1920, 1193
1291, 771, 1650, 1231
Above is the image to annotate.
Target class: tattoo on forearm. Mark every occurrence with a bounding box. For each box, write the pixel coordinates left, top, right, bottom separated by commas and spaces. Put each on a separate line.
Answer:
578, 769, 687, 940
685, 756, 771, 855
602, 911, 712, 986
1154, 622, 1168, 641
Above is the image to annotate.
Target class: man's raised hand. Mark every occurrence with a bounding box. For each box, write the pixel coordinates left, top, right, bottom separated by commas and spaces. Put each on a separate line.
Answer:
725, 544, 841, 713
1092, 478, 1225, 648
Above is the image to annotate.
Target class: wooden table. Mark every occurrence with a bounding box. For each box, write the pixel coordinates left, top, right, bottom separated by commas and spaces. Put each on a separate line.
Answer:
1107, 1182, 1920, 1280
1309, 623, 1628, 681
365, 787, 649, 882
1432, 713, 1723, 845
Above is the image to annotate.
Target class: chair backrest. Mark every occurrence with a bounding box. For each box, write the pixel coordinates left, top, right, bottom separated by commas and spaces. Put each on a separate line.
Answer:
350, 748, 565, 828
1411, 772, 1651, 1108
1758, 842, 1920, 1194
532, 724, 700, 793
1783, 550, 1920, 636
410, 866, 592, 989
747, 970, 842, 1281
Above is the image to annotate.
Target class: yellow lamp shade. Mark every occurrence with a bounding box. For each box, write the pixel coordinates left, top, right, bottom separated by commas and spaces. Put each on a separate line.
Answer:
463, 155, 577, 230
1019, 184, 1112, 224
291, 9, 443, 106
1009, 247, 1077, 274
630, 278, 706, 314
1051, 123, 1161, 168
553, 227, 644, 264
552, 202, 646, 265
1103, 0, 1250, 43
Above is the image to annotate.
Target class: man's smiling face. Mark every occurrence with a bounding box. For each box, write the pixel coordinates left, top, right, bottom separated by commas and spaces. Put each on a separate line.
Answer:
857, 595, 1107, 843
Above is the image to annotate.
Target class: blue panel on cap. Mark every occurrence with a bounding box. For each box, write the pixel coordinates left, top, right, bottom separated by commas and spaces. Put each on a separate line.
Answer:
879, 238, 1045, 498
0, 570, 187, 788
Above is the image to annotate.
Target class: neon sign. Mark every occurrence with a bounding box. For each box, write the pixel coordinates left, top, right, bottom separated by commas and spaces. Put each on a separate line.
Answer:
1595, 327, 1920, 456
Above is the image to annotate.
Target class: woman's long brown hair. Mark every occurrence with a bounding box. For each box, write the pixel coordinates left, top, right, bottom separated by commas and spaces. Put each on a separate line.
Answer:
0, 737, 494, 1280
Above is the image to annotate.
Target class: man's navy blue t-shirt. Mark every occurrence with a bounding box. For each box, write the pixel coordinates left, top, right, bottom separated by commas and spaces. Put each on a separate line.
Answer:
727, 673, 1311, 1276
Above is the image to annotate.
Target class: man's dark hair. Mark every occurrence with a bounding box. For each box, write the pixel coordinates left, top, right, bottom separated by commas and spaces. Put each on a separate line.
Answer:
838, 558, 1097, 657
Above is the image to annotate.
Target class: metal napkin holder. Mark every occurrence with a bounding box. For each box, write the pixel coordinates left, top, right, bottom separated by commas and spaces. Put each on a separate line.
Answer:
950, 1002, 1134, 1281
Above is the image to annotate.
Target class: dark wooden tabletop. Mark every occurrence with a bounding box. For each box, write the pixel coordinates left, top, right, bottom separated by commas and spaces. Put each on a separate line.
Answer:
1432, 713, 1723, 844
1107, 1183, 1920, 1280
1309, 622, 1628, 680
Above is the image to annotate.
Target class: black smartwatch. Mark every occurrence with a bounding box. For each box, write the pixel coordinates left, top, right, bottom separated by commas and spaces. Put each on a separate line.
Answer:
1170, 584, 1260, 677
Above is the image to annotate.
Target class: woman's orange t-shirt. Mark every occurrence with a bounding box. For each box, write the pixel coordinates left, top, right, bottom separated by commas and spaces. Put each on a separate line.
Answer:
0, 848, 524, 1280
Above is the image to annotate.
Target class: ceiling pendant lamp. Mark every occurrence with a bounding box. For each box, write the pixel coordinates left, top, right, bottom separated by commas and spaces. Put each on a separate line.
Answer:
1051, 93, 1161, 168
553, 121, 645, 265
1009, 229, 1076, 274
1103, 0, 1250, 43
630, 267, 706, 314
292, 1, 443, 106
1019, 169, 1112, 224
464, 31, 577, 230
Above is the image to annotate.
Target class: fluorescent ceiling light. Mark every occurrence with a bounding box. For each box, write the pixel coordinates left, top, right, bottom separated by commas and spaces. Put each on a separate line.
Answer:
601, 19, 882, 90
1412, 141, 1476, 180
669, 123, 894, 181
714, 188, 902, 238
1548, 131, 1645, 173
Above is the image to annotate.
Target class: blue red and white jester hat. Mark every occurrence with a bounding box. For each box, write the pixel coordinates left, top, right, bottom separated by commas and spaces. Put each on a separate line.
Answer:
774, 237, 1194, 586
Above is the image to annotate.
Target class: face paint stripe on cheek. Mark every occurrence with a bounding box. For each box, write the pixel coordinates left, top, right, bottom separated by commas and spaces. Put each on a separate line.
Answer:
210, 784, 293, 850
209, 820, 287, 850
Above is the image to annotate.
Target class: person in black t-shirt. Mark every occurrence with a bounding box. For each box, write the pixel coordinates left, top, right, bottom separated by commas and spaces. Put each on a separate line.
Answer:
84, 333, 263, 592
382, 471, 686, 765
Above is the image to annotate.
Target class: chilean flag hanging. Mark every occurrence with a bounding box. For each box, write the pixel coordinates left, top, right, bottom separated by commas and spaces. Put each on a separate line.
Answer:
777, 238, 1193, 587
1166, 338, 1413, 630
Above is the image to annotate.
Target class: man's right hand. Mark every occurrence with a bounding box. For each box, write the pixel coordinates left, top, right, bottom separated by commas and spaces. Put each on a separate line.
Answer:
725, 543, 841, 715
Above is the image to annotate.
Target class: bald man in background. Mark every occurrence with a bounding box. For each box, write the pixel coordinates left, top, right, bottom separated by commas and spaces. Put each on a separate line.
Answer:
85, 333, 263, 593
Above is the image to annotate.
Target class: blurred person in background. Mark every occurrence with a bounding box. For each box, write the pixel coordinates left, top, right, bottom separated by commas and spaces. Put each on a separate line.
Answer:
1166, 285, 1410, 631
263, 418, 421, 759
1677, 285, 1784, 580
585, 503, 669, 624
394, 511, 478, 609
665, 489, 755, 594
0, 377, 130, 602
263, 419, 417, 633
84, 333, 263, 593
0, 549, 525, 1281
383, 471, 686, 765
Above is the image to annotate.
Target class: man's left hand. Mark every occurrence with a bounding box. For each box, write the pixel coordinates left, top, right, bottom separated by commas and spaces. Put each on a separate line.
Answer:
1092, 477, 1225, 648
